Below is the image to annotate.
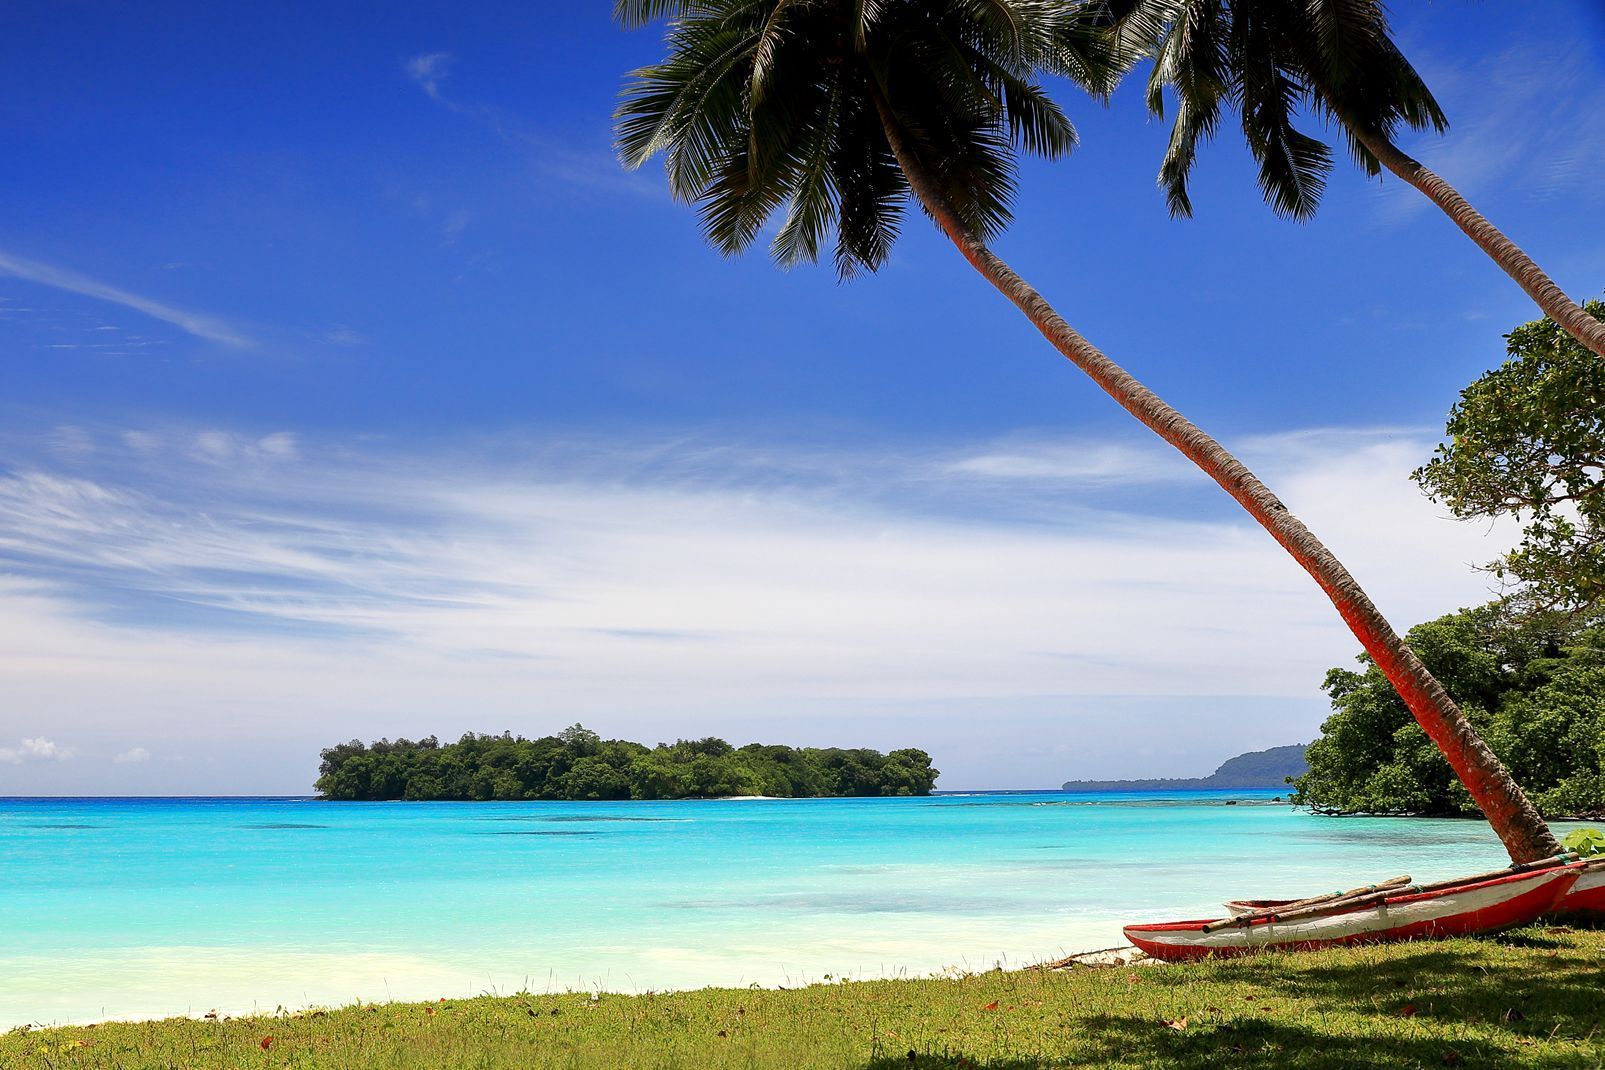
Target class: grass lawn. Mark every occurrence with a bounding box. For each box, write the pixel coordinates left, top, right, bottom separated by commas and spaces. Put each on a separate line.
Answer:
6, 927, 1603, 1070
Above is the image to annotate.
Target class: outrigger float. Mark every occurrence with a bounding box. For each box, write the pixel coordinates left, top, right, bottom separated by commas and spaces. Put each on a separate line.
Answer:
1124, 855, 1587, 962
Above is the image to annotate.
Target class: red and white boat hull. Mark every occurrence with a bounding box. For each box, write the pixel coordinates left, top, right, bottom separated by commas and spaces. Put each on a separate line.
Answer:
1125, 866, 1581, 962
1556, 860, 1605, 917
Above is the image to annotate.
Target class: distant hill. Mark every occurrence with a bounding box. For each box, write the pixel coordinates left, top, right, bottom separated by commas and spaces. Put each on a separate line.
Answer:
1060, 744, 1308, 792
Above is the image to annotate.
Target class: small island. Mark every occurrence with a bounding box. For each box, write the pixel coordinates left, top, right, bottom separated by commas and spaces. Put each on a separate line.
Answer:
316, 724, 938, 801
1060, 744, 1308, 793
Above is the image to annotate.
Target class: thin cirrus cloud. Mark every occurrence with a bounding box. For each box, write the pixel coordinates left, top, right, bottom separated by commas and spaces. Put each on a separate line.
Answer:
1373, 35, 1605, 224
401, 51, 659, 200
0, 425, 1504, 674
946, 440, 1196, 484
0, 249, 251, 348
404, 51, 453, 99
0, 424, 1510, 791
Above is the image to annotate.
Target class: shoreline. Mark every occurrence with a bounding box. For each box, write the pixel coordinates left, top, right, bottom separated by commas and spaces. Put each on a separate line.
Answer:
8, 930, 1602, 1068
4, 938, 1139, 1031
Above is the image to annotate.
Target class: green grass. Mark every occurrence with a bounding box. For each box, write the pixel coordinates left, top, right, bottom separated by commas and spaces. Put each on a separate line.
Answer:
7, 927, 1604, 1070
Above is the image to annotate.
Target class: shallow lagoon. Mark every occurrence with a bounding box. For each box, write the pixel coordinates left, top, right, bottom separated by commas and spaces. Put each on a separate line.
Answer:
0, 792, 1535, 1026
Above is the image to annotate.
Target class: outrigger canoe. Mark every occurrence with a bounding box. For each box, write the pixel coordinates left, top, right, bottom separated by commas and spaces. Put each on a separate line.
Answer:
1224, 858, 1605, 921
1124, 861, 1582, 962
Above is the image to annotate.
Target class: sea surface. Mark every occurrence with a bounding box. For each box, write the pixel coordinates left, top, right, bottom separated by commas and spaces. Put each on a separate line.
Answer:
0, 791, 1561, 1027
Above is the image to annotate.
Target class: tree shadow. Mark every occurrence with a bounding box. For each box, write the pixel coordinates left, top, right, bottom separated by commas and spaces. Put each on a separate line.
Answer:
1491, 929, 1569, 950
860, 938, 1603, 1069
864, 1057, 1044, 1070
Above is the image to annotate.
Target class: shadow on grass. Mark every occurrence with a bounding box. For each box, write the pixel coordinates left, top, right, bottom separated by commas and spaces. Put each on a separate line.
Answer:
864, 1018, 1508, 1070
866, 937, 1603, 1069
865, 1058, 1044, 1069
865, 1058, 1042, 1070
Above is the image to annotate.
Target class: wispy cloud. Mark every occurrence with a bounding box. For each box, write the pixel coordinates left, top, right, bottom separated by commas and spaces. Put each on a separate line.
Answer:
0, 249, 251, 348
113, 746, 151, 764
323, 327, 368, 346
1372, 35, 1605, 224
0, 425, 1510, 729
401, 51, 658, 200
404, 51, 453, 100
946, 439, 1194, 484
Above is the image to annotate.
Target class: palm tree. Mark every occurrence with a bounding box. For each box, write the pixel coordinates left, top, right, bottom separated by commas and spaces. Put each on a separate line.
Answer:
613, 0, 1561, 862
1077, 0, 1605, 361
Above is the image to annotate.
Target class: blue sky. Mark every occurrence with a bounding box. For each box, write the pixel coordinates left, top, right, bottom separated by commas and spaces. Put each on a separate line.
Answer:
1, 2, 1602, 793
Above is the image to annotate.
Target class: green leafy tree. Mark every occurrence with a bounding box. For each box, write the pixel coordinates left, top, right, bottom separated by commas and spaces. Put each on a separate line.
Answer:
1415, 303, 1605, 617
629, 751, 692, 799
613, 0, 1558, 861
1296, 605, 1605, 819
880, 748, 941, 796
557, 755, 637, 800
1564, 828, 1605, 858
1077, 0, 1605, 360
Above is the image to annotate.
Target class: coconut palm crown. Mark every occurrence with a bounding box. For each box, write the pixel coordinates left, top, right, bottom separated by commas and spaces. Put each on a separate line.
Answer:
1074, 0, 1443, 220
615, 0, 1112, 277
1080, 0, 1605, 358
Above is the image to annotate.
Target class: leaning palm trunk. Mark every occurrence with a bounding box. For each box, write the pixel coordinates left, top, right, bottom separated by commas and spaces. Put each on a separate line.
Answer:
1341, 120, 1605, 361
873, 98, 1561, 865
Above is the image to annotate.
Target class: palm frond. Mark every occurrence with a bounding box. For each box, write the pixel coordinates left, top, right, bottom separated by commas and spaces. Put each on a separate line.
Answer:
748, 0, 808, 103
1156, 92, 1221, 217
613, 0, 699, 29
906, 25, 1006, 124
1049, 0, 1154, 98
1369, 38, 1448, 135
1238, 68, 1332, 220
990, 61, 1077, 158
955, 0, 1026, 55
772, 72, 845, 267
616, 29, 752, 168
1306, 0, 1383, 86
832, 87, 906, 276
699, 133, 794, 255
851, 0, 886, 50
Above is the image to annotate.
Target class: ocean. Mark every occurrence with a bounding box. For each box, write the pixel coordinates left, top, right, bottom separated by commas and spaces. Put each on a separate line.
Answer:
0, 791, 1539, 1027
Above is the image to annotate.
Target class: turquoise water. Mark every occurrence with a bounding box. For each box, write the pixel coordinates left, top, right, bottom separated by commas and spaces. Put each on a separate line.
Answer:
0, 792, 1538, 1026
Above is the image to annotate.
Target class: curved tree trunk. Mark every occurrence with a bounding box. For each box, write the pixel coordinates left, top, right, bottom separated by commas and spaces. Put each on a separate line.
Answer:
871, 98, 1561, 864
1343, 122, 1605, 361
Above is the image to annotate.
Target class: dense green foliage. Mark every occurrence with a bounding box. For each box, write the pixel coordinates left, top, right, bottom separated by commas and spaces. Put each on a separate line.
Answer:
10, 929, 1604, 1069
1414, 302, 1605, 617
1294, 604, 1605, 818
316, 725, 937, 801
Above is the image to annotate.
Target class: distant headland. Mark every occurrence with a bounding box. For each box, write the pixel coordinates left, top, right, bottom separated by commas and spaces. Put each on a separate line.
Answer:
1061, 744, 1308, 793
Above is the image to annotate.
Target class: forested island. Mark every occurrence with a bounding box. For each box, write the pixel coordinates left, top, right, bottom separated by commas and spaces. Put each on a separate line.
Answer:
315, 725, 938, 801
